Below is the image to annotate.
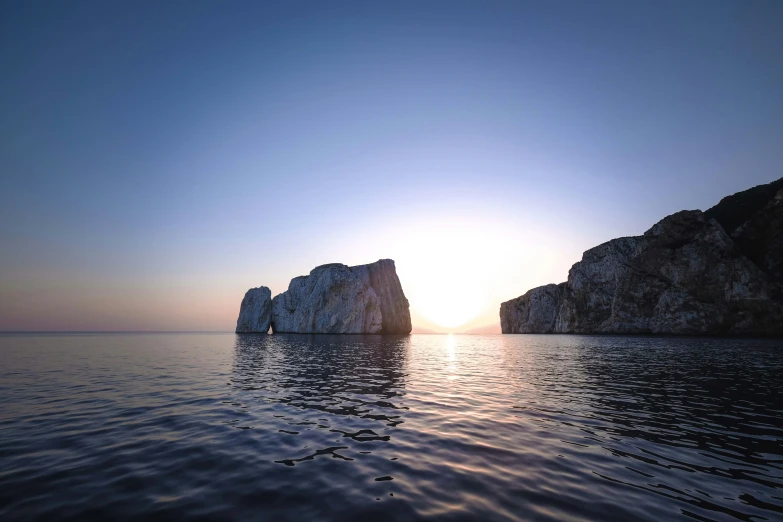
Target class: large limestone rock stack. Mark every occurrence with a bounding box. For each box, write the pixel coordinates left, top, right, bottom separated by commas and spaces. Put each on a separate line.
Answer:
501, 177, 783, 336
270, 263, 382, 334
235, 259, 411, 335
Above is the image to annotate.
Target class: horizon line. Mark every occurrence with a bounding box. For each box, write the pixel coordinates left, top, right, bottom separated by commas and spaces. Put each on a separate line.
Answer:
0, 330, 501, 335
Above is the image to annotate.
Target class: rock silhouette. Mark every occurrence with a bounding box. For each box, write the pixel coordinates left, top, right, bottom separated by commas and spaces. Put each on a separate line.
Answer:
501, 178, 783, 336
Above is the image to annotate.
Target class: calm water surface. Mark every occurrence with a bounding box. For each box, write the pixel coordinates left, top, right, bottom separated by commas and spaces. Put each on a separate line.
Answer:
1, 333, 782, 521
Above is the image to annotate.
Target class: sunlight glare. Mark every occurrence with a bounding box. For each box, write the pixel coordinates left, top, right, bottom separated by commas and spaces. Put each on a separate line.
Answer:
394, 219, 508, 329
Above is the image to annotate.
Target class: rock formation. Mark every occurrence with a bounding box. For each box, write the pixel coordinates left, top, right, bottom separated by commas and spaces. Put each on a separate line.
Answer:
349, 259, 412, 334
236, 259, 411, 335
271, 263, 382, 334
235, 286, 272, 333
501, 178, 783, 336
731, 189, 783, 286
499, 284, 564, 334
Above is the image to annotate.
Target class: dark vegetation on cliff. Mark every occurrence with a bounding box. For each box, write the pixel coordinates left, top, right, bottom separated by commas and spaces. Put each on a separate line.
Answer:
705, 177, 783, 235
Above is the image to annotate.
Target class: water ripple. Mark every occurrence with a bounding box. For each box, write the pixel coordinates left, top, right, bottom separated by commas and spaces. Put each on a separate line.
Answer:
0, 333, 782, 521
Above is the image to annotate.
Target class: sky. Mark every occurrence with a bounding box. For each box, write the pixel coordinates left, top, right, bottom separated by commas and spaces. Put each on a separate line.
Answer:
1, 0, 782, 332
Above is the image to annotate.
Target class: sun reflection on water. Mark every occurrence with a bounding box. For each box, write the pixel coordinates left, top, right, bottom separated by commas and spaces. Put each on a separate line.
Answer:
445, 333, 457, 380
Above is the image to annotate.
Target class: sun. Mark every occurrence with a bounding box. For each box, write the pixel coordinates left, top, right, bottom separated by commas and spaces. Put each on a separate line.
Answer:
394, 220, 492, 330
412, 276, 484, 328
366, 216, 519, 331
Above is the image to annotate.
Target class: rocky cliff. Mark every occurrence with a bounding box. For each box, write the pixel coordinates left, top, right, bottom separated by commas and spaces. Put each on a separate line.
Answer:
271, 263, 382, 334
236, 259, 411, 335
235, 287, 272, 333
499, 284, 564, 334
349, 259, 412, 334
501, 178, 783, 336
731, 189, 783, 286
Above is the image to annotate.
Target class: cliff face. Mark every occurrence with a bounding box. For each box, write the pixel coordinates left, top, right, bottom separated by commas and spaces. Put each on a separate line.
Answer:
237, 259, 411, 335
501, 178, 783, 336
731, 189, 783, 285
499, 284, 564, 334
235, 287, 272, 333
349, 259, 412, 334
271, 264, 382, 334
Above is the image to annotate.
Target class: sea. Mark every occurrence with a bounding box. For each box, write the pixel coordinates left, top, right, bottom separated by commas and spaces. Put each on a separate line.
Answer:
1, 333, 781, 521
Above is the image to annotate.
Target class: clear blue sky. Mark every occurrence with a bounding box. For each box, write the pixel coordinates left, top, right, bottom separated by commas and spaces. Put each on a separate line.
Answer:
1, 0, 782, 331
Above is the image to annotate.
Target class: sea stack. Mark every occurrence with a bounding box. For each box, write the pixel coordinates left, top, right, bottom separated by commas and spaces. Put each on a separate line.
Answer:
236, 259, 411, 335
271, 263, 382, 334
501, 178, 783, 336
235, 286, 272, 333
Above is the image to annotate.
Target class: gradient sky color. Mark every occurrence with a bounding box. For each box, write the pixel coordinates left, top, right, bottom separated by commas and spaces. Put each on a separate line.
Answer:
2, 1, 782, 331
